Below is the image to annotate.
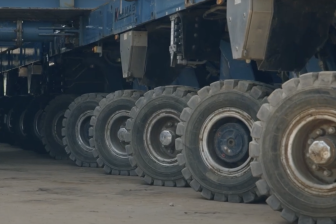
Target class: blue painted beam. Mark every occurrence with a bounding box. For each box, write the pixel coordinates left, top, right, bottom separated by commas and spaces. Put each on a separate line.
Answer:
0, 22, 55, 43
0, 0, 109, 9
0, 42, 15, 47
81, 0, 187, 45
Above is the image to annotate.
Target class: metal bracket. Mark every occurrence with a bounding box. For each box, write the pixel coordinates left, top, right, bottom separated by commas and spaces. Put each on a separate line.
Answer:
169, 14, 179, 67
15, 20, 23, 47
19, 67, 28, 77
92, 42, 103, 57
28, 64, 43, 75
185, 0, 195, 7
120, 31, 148, 79
98, 41, 103, 57
3, 73, 7, 96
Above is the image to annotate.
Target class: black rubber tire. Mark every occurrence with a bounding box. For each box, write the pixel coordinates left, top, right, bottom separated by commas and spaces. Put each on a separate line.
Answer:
41, 94, 77, 160
0, 97, 10, 142
124, 86, 197, 187
251, 72, 336, 223
89, 90, 143, 175
11, 96, 34, 150
23, 96, 51, 154
62, 93, 107, 167
176, 80, 274, 203
4, 96, 27, 145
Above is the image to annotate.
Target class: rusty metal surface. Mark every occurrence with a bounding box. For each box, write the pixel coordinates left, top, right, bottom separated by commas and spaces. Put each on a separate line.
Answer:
0, 8, 91, 22
282, 108, 336, 196
308, 137, 336, 166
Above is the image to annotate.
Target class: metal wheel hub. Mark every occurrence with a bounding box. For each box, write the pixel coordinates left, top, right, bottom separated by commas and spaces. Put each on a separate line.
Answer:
308, 137, 336, 166
200, 108, 253, 176
117, 127, 128, 142
160, 130, 174, 146
105, 110, 129, 159
214, 123, 249, 163
144, 109, 180, 166
34, 110, 44, 138
76, 111, 94, 152
282, 108, 336, 196
53, 111, 65, 145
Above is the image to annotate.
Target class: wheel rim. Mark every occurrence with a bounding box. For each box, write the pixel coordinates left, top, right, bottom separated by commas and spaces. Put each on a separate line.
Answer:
34, 110, 44, 138
105, 110, 130, 159
52, 111, 65, 145
19, 110, 27, 136
200, 108, 253, 176
144, 109, 180, 166
282, 107, 336, 196
76, 111, 94, 152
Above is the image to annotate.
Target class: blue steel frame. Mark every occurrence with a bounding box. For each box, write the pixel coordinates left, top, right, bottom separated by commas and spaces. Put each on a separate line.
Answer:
81, 0, 209, 45
1, 43, 43, 73
0, 0, 110, 8
0, 0, 210, 73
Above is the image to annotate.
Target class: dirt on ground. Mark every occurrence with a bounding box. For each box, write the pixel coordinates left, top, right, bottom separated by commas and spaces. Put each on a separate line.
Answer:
0, 144, 285, 224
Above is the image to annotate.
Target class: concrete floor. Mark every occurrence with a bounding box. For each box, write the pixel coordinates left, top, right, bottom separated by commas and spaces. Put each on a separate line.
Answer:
0, 144, 285, 224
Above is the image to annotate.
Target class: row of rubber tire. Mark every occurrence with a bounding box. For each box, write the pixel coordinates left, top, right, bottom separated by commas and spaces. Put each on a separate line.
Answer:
2, 74, 336, 224
1, 82, 271, 202
0, 95, 50, 153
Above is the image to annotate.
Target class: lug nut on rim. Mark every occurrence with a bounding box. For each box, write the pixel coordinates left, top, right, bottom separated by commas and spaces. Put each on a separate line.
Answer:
316, 129, 324, 136
324, 170, 332, 177
328, 127, 336, 134
308, 139, 314, 145
308, 139, 334, 165
312, 164, 319, 171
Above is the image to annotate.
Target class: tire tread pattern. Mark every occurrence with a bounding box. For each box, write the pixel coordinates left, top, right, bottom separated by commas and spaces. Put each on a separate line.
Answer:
124, 86, 197, 186
41, 94, 77, 160
89, 90, 143, 175
250, 72, 336, 223
62, 93, 107, 167
177, 80, 274, 203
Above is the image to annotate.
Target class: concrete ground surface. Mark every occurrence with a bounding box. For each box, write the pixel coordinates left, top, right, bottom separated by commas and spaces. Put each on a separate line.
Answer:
0, 143, 285, 224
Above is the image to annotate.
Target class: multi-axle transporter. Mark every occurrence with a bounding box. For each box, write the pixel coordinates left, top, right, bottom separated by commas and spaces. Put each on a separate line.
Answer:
1, 0, 335, 223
